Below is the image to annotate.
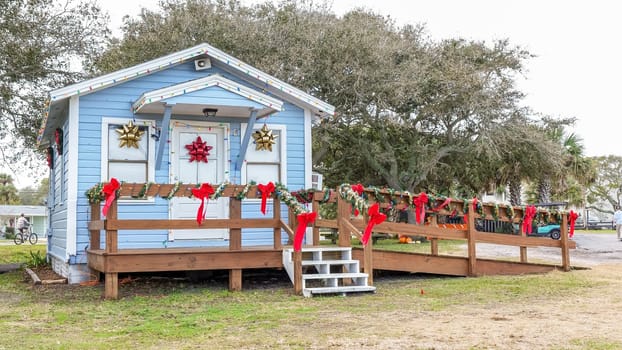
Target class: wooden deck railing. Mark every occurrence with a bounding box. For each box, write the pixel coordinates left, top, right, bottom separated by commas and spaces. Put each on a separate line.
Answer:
87, 183, 575, 299
307, 188, 574, 285
87, 184, 297, 299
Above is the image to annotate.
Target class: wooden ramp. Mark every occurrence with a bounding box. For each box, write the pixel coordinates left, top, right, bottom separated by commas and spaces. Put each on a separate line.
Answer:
352, 248, 566, 277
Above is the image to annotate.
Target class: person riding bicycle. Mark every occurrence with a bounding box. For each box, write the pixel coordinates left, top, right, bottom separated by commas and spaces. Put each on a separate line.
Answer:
16, 213, 30, 234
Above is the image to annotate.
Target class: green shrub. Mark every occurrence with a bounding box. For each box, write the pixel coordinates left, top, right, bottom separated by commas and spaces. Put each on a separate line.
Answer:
26, 250, 48, 268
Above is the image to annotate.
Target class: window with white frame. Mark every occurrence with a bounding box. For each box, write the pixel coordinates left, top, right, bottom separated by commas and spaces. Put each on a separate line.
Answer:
242, 123, 286, 185
102, 118, 155, 196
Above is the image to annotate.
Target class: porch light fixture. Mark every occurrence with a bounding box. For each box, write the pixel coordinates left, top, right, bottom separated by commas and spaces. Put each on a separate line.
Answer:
202, 108, 218, 118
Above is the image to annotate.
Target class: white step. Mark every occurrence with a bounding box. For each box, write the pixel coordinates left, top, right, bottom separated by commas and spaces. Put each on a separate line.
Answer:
303, 285, 376, 297
301, 259, 359, 266
282, 246, 376, 297
284, 246, 352, 253
302, 272, 368, 280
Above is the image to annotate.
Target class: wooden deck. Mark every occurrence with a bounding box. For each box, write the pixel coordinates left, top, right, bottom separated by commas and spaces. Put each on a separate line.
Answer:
86, 183, 577, 299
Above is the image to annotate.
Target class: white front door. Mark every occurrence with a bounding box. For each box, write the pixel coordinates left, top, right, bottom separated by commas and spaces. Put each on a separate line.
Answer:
170, 122, 228, 240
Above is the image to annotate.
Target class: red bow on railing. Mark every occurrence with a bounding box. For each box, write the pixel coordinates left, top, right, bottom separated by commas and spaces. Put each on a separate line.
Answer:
463, 197, 478, 224
569, 210, 579, 238
258, 182, 275, 215
413, 192, 429, 224
102, 178, 120, 217
351, 183, 364, 216
432, 197, 452, 212
191, 183, 215, 225
351, 183, 364, 195
362, 203, 387, 246
522, 205, 537, 235
294, 212, 317, 252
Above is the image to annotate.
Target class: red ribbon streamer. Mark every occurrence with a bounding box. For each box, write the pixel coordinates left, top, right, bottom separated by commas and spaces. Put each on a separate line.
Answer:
351, 183, 364, 216
258, 182, 275, 215
294, 212, 317, 252
413, 192, 429, 224
432, 197, 452, 212
569, 210, 579, 238
102, 178, 120, 217
191, 183, 215, 225
522, 205, 537, 235
362, 203, 387, 246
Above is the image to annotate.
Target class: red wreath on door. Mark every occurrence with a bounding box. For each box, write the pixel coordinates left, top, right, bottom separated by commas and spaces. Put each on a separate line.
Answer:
185, 136, 213, 163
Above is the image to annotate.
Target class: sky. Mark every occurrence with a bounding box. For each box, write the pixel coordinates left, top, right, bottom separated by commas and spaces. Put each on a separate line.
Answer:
102, 0, 622, 159
9, 0, 621, 188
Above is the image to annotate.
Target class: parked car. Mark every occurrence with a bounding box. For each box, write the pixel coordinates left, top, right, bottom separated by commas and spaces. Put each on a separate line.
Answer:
575, 217, 613, 230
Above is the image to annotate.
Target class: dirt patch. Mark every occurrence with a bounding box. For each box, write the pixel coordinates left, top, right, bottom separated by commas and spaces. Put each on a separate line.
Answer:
24, 266, 67, 284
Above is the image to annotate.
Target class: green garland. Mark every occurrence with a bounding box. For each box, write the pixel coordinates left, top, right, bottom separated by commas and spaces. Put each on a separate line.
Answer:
274, 182, 311, 215
491, 203, 499, 221
506, 205, 515, 220
236, 180, 256, 200
211, 181, 229, 200
134, 182, 153, 199
84, 181, 566, 227
85, 183, 105, 204
338, 183, 368, 214
165, 182, 182, 200
318, 187, 332, 204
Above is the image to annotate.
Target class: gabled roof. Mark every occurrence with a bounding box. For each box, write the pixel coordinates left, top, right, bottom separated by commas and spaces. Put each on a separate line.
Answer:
132, 74, 284, 118
0, 205, 46, 217
38, 43, 335, 145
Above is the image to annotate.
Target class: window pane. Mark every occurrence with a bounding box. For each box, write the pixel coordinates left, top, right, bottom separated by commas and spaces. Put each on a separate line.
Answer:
109, 124, 148, 160
109, 162, 147, 183
246, 163, 279, 184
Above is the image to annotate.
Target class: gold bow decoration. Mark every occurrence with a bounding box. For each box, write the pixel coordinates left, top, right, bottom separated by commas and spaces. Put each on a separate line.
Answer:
116, 121, 145, 148
252, 124, 277, 152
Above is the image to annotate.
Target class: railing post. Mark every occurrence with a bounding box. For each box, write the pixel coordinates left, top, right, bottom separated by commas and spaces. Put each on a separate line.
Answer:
294, 250, 302, 295
430, 214, 439, 256
466, 201, 477, 276
364, 238, 373, 286
229, 196, 242, 291
337, 195, 352, 247
89, 202, 100, 250
104, 199, 118, 300
273, 197, 282, 250
518, 207, 528, 263
561, 213, 570, 271
312, 195, 320, 246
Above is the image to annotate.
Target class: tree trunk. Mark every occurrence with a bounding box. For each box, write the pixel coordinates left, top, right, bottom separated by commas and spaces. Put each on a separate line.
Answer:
537, 177, 552, 204
508, 178, 522, 206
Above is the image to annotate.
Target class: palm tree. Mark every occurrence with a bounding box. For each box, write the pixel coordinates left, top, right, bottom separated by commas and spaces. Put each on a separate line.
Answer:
0, 173, 20, 204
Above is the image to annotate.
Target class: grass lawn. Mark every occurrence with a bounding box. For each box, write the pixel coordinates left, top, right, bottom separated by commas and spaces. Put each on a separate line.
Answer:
1, 242, 621, 349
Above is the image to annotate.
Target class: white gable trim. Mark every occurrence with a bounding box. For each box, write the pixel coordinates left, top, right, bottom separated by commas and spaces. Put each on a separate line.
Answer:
39, 43, 335, 145
132, 74, 284, 113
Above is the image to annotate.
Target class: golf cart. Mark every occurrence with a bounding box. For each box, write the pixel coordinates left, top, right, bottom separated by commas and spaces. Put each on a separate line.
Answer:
529, 202, 567, 240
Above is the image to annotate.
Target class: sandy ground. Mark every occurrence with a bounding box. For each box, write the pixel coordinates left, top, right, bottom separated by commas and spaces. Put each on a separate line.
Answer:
310, 233, 622, 349
380, 232, 622, 350
474, 232, 622, 267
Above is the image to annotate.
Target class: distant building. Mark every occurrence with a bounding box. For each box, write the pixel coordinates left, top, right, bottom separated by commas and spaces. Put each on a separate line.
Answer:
0, 205, 47, 235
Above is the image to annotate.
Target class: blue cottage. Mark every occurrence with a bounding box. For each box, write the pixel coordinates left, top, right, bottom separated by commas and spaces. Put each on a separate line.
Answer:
37, 43, 335, 283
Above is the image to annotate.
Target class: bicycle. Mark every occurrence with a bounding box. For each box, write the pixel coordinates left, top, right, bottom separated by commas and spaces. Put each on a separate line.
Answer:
14, 226, 38, 245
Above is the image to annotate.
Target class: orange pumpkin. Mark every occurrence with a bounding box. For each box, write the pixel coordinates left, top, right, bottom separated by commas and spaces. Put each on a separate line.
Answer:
399, 236, 408, 243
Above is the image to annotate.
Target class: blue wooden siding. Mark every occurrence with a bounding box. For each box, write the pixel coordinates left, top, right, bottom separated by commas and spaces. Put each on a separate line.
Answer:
59, 60, 309, 262
48, 120, 69, 262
